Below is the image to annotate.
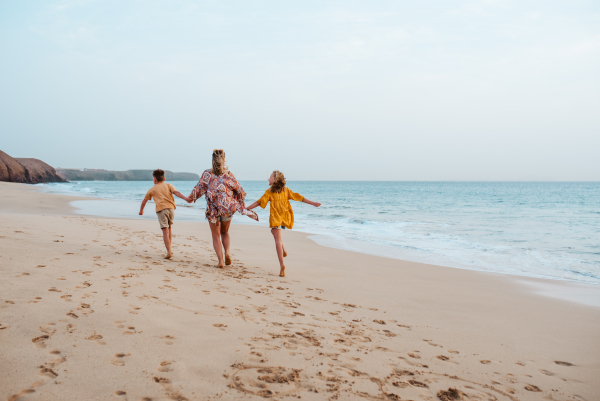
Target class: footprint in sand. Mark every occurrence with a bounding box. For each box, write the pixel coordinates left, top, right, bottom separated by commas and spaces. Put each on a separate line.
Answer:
407, 353, 420, 359
480, 360, 491, 364
160, 335, 175, 345
158, 361, 173, 372
554, 361, 574, 366
110, 353, 130, 366
7, 389, 36, 400
525, 384, 542, 392
86, 333, 106, 345
32, 335, 50, 348
66, 312, 78, 319
123, 326, 136, 335
436, 355, 450, 361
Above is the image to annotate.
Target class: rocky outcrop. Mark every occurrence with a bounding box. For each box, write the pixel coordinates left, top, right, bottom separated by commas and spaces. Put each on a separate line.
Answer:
0, 150, 31, 183
15, 158, 65, 183
0, 151, 66, 183
56, 169, 199, 181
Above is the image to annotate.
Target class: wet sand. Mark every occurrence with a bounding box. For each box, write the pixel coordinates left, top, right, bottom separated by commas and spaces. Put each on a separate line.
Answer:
1, 181, 599, 401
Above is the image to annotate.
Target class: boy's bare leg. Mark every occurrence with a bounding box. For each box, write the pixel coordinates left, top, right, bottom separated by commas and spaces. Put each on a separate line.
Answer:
162, 227, 172, 258
220, 220, 232, 265
209, 222, 224, 268
169, 226, 173, 253
271, 228, 285, 277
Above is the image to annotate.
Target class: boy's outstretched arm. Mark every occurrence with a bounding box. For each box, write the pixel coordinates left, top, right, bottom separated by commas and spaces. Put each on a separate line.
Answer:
246, 201, 259, 210
139, 199, 148, 215
302, 198, 321, 207
173, 191, 191, 203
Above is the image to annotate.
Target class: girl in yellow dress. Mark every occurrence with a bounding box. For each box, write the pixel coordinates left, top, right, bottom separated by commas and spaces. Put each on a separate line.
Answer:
246, 171, 321, 277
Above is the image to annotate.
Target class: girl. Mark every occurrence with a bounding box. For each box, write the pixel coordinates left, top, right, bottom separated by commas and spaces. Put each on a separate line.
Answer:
246, 171, 321, 277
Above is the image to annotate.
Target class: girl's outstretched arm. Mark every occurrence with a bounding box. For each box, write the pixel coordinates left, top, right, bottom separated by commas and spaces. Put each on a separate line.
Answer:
302, 198, 321, 207
246, 201, 259, 210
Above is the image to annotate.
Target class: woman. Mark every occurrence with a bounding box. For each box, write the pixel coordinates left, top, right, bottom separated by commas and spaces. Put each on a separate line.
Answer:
188, 149, 258, 267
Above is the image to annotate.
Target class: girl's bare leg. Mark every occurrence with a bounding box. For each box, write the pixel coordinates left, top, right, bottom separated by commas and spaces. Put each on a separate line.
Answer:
209, 222, 224, 267
220, 220, 232, 265
271, 228, 286, 277
282, 243, 287, 257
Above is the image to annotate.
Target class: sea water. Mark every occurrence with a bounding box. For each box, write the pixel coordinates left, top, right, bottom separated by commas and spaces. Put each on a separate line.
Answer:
38, 181, 600, 285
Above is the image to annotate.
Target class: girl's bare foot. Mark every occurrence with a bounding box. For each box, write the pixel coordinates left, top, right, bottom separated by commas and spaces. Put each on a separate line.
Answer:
279, 265, 286, 277
225, 254, 232, 265
283, 251, 287, 257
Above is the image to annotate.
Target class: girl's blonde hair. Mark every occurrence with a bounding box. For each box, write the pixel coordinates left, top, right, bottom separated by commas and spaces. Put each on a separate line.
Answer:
270, 170, 286, 193
212, 149, 227, 176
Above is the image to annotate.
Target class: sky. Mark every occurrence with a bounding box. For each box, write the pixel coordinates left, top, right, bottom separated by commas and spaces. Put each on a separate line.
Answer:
1, 0, 599, 181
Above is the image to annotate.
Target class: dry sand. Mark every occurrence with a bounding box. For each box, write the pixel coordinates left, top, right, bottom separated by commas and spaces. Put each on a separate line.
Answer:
1, 181, 599, 401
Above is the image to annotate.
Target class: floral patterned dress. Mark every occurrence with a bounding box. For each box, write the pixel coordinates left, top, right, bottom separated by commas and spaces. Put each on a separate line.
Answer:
189, 169, 258, 224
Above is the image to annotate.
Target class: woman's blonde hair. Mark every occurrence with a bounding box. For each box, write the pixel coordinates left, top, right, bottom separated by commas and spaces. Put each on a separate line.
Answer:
212, 149, 227, 176
270, 170, 286, 193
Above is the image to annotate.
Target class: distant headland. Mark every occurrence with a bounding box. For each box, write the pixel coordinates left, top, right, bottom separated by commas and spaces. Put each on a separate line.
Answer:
56, 168, 199, 181
1, 149, 199, 183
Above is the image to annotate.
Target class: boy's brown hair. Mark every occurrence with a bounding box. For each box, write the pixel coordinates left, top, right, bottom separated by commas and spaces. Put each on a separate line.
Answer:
153, 169, 165, 182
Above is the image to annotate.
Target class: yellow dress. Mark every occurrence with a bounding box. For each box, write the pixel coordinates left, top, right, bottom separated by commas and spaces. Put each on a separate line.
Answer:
258, 187, 304, 229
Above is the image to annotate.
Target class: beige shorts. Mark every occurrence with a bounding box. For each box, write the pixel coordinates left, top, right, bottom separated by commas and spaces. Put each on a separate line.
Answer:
157, 208, 175, 229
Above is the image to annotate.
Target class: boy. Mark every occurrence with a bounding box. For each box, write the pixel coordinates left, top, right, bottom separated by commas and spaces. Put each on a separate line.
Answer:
139, 169, 190, 259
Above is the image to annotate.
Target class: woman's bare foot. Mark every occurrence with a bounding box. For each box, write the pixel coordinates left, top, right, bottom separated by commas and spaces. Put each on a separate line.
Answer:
217, 262, 224, 268
279, 265, 286, 277
225, 254, 232, 265
164, 253, 173, 259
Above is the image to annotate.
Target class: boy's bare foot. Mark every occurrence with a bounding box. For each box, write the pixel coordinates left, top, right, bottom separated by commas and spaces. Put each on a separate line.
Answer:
225, 254, 232, 265
283, 251, 288, 257
279, 265, 286, 277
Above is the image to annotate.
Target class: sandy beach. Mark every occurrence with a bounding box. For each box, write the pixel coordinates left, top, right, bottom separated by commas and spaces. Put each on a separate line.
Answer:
1, 181, 599, 401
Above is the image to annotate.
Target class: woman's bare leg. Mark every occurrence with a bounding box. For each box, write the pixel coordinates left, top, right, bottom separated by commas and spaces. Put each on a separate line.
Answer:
209, 222, 224, 267
271, 228, 286, 277
220, 220, 232, 265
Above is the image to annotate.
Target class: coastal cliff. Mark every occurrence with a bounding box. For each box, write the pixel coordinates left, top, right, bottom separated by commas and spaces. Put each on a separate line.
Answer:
56, 169, 199, 181
0, 151, 65, 183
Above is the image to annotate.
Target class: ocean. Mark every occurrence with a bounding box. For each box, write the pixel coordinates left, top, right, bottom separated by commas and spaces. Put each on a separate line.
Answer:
37, 181, 600, 285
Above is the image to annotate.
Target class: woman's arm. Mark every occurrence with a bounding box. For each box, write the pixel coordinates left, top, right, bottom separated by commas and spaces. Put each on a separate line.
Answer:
246, 201, 259, 210
188, 182, 206, 203
302, 198, 321, 207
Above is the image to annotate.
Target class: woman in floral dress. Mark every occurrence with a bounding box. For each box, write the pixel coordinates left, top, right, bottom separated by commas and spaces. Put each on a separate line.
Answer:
188, 149, 258, 268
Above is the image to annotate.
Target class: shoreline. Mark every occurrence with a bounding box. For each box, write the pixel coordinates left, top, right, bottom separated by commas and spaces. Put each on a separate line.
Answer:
35, 181, 600, 288
2, 181, 600, 400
